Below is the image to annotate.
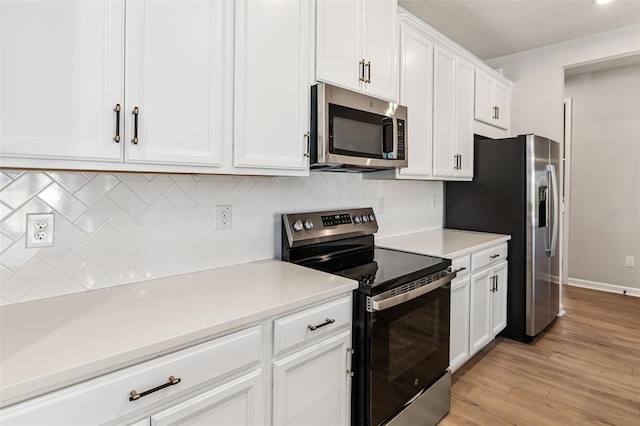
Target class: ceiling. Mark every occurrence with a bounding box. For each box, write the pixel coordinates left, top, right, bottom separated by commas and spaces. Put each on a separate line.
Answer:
398, 0, 640, 60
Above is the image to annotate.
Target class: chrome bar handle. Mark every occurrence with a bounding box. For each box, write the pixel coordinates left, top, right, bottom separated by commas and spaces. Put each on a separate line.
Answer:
490, 254, 500, 259
547, 164, 559, 257
304, 132, 311, 158
459, 154, 462, 170
131, 107, 139, 144
114, 104, 121, 142
359, 59, 366, 82
495, 274, 498, 292
369, 271, 456, 312
129, 376, 181, 402
365, 61, 371, 83
308, 318, 335, 331
496, 106, 500, 120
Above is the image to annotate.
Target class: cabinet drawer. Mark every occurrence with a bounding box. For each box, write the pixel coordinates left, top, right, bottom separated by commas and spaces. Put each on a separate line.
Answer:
451, 255, 470, 279
471, 243, 508, 272
273, 296, 351, 356
1, 326, 262, 426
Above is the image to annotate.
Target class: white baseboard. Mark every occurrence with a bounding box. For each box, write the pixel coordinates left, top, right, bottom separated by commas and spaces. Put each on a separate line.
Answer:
567, 278, 640, 297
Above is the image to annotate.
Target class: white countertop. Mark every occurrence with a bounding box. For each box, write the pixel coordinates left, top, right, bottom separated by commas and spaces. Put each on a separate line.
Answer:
377, 228, 511, 259
0, 259, 357, 407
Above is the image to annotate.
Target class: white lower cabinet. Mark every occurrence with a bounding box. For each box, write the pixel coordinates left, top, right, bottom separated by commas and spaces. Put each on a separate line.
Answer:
149, 370, 264, 426
0, 295, 352, 426
469, 246, 509, 357
272, 330, 351, 426
449, 243, 508, 371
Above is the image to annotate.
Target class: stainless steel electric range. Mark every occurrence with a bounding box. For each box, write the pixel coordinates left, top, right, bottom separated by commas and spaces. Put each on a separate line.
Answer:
281, 208, 455, 426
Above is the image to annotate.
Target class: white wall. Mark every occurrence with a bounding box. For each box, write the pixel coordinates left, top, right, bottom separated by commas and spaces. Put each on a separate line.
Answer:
0, 171, 443, 305
487, 24, 640, 143
564, 64, 640, 292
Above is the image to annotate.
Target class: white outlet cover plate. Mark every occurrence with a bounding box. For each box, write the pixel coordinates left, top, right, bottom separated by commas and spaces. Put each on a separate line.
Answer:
26, 213, 55, 248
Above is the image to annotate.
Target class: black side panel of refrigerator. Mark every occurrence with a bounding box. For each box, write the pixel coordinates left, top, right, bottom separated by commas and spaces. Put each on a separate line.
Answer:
445, 134, 528, 341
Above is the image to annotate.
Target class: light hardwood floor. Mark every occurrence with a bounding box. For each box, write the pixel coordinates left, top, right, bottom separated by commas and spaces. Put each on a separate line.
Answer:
440, 285, 640, 425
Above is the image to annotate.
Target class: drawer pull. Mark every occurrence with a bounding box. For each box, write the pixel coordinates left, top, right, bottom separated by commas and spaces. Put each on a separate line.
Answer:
347, 369, 354, 377
490, 254, 500, 259
308, 318, 335, 331
454, 267, 467, 272
129, 376, 181, 402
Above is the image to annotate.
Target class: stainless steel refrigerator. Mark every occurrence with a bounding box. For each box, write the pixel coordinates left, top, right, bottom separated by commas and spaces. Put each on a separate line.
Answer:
445, 134, 560, 341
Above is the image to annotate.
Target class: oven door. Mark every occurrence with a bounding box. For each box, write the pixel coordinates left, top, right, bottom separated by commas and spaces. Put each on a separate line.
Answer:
368, 274, 452, 426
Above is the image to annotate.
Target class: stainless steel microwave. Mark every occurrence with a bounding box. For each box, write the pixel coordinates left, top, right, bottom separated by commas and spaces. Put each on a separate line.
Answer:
310, 83, 408, 171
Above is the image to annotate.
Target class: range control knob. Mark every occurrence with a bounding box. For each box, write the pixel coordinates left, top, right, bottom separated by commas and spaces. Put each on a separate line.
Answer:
292, 220, 303, 232
303, 219, 314, 230
353, 215, 362, 224
369, 213, 376, 222
362, 214, 369, 223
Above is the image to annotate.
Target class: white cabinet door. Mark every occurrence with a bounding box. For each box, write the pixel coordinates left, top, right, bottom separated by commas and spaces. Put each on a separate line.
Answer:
469, 268, 492, 355
450, 276, 470, 373
455, 57, 475, 179
491, 261, 508, 336
473, 68, 494, 125
272, 330, 351, 426
397, 23, 433, 179
432, 46, 457, 178
494, 80, 510, 130
0, 0, 124, 162
128, 419, 151, 426
150, 370, 264, 426
361, 0, 398, 101
125, 0, 229, 167
316, 0, 362, 93
233, 0, 311, 173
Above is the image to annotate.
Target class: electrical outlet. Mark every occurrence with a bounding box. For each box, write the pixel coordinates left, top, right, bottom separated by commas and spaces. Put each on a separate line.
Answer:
430, 196, 437, 209
625, 256, 635, 268
377, 198, 385, 215
217, 205, 232, 231
26, 213, 55, 248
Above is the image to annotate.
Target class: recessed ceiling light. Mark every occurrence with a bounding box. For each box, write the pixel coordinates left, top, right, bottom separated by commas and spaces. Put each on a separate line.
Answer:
594, 0, 613, 4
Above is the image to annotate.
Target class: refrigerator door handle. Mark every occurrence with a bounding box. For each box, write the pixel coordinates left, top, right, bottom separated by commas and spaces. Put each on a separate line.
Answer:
546, 164, 559, 257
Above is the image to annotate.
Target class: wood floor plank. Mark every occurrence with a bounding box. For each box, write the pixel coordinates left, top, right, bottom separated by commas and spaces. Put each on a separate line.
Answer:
443, 285, 640, 425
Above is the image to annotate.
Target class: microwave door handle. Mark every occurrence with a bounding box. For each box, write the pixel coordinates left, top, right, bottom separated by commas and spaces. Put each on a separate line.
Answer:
368, 271, 456, 312
382, 118, 394, 159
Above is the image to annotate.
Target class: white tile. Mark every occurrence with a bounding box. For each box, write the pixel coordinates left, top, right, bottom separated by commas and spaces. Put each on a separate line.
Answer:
215, 176, 239, 193
0, 172, 52, 209
38, 243, 88, 279
46, 172, 89, 193
0, 258, 52, 302
75, 197, 120, 233
107, 236, 148, 267
74, 223, 120, 262
230, 177, 256, 203
0, 239, 42, 270
163, 184, 196, 211
115, 173, 149, 193
74, 250, 120, 289
107, 211, 147, 243
170, 174, 197, 193
108, 261, 146, 285
1, 296, 13, 306
20, 286, 54, 303
2, 170, 24, 179
107, 183, 147, 218
82, 172, 98, 180
0, 232, 13, 253
136, 195, 173, 227
38, 183, 88, 221
0, 265, 14, 282
0, 172, 12, 191
92, 275, 118, 290
0, 198, 52, 240
187, 176, 217, 202
151, 268, 172, 280
0, 201, 13, 221
137, 179, 173, 205
53, 215, 89, 251
161, 254, 193, 276
36, 269, 85, 298
75, 174, 120, 206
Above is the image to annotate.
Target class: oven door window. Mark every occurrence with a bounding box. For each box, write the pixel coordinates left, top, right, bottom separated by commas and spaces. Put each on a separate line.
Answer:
329, 104, 393, 159
370, 284, 450, 426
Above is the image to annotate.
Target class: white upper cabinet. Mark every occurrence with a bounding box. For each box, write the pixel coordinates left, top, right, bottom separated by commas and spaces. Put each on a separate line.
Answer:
232, 0, 311, 174
474, 68, 511, 130
125, 0, 230, 167
316, 0, 398, 102
432, 47, 474, 180
0, 0, 124, 162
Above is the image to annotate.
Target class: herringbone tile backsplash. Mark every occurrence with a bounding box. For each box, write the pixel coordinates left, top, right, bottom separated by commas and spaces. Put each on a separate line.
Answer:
0, 170, 442, 304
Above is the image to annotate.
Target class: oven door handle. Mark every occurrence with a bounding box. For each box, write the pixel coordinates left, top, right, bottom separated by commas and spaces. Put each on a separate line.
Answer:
368, 271, 456, 312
